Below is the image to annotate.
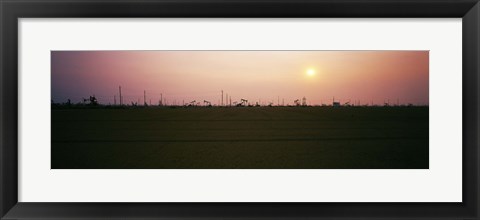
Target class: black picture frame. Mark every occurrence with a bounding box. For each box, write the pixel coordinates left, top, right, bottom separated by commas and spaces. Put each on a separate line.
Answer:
1, 0, 479, 219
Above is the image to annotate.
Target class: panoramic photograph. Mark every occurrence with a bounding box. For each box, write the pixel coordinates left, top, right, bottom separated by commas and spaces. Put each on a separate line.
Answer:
51, 50, 429, 169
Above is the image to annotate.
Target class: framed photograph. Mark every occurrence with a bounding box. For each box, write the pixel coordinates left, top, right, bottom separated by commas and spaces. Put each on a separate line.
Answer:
1, 0, 479, 219
50, 50, 430, 169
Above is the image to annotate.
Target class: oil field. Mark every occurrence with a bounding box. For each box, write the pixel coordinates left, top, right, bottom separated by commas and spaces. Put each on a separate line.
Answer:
51, 50, 429, 169
51, 105, 428, 169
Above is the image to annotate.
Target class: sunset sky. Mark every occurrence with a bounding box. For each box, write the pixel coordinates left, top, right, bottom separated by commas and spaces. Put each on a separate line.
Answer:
51, 51, 429, 106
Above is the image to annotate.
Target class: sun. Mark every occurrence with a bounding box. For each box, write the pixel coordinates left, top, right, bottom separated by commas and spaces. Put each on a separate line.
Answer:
306, 68, 316, 76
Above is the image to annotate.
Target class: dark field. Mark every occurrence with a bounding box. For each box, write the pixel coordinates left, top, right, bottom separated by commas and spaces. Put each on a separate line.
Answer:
51, 107, 429, 169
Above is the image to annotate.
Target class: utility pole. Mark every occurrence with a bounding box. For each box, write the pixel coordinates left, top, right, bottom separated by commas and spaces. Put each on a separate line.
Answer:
119, 86, 122, 105
160, 93, 163, 106
114, 95, 116, 105
221, 90, 224, 106
144, 90, 146, 106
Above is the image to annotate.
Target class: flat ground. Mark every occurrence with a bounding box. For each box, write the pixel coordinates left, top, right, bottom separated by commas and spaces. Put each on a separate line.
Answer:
51, 106, 428, 169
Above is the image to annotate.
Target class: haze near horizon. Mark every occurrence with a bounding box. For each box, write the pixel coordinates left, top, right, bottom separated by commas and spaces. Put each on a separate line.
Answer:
51, 50, 429, 106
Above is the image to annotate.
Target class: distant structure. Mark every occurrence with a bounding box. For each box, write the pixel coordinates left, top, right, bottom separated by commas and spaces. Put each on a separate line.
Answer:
119, 86, 123, 105
235, 99, 248, 107
204, 100, 212, 107
82, 96, 98, 106
240, 99, 248, 106
384, 99, 390, 107
332, 97, 340, 107
63, 86, 423, 108
294, 99, 300, 106
144, 90, 147, 106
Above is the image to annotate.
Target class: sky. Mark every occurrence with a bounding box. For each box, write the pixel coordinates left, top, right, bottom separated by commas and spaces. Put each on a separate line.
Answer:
51, 51, 429, 106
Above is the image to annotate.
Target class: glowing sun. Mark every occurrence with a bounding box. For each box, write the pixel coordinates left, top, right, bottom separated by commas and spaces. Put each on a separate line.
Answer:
306, 68, 316, 76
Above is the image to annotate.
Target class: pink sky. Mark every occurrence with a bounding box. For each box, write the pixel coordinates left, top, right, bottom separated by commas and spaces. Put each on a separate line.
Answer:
51, 51, 429, 106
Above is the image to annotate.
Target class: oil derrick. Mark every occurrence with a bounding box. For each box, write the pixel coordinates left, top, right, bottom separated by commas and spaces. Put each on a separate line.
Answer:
119, 86, 122, 105
204, 100, 212, 107
237, 99, 248, 106
332, 96, 340, 107
241, 99, 248, 106
83, 96, 98, 106
144, 90, 147, 106
294, 99, 300, 106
